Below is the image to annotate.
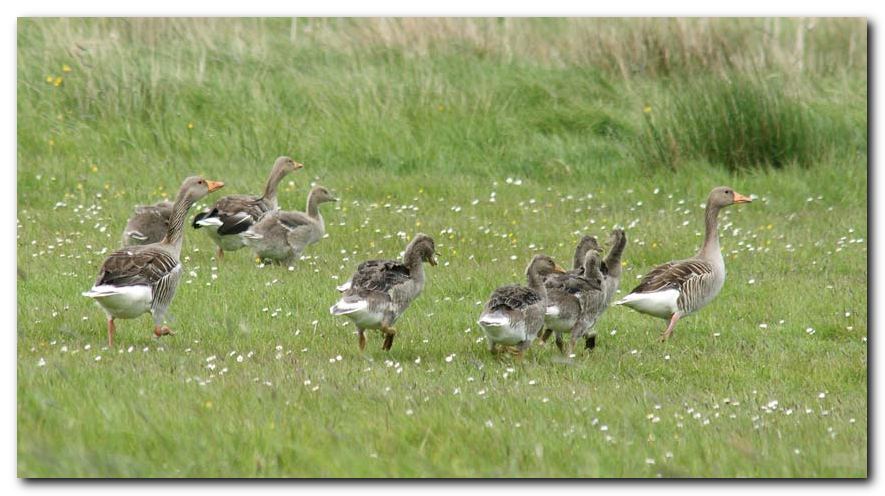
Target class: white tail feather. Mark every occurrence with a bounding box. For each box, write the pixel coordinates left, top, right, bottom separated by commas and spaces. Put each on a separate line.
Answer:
196, 217, 223, 227
478, 314, 510, 328
330, 299, 368, 315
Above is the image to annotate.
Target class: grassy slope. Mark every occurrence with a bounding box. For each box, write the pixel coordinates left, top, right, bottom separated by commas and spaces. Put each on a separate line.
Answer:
17, 19, 867, 477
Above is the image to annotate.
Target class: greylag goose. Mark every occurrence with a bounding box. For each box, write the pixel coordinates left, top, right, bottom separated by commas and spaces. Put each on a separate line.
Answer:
241, 186, 337, 265
83, 177, 224, 347
614, 187, 752, 341
330, 234, 437, 352
192, 156, 303, 260
542, 250, 606, 356
121, 200, 173, 246
537, 234, 599, 345
478, 255, 565, 358
601, 228, 627, 307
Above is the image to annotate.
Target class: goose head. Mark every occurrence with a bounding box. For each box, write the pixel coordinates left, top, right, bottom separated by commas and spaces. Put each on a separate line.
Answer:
606, 228, 626, 247
405, 233, 438, 266
309, 185, 339, 205
526, 255, 566, 279
708, 186, 752, 209
273, 156, 305, 175
178, 176, 224, 205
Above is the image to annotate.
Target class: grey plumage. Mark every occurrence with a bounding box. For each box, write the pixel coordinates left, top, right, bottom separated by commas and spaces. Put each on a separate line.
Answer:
241, 186, 337, 265
192, 156, 303, 258
84, 176, 224, 347
478, 255, 564, 358
615, 186, 752, 341
543, 250, 606, 356
601, 228, 627, 306
330, 234, 437, 351
121, 200, 173, 246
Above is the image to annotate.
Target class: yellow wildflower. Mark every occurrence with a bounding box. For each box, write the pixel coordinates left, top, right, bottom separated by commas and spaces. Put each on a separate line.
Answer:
187, 122, 194, 129
643, 105, 652, 113
53, 77, 63, 87
45, 75, 53, 83
62, 64, 72, 73
90, 164, 98, 173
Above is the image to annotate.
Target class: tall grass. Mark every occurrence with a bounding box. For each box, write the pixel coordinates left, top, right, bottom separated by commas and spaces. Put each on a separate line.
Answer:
636, 74, 865, 171
18, 18, 865, 180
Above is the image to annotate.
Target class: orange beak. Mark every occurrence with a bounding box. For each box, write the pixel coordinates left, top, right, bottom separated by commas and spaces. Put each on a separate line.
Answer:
206, 180, 225, 192
553, 264, 566, 274
733, 192, 752, 204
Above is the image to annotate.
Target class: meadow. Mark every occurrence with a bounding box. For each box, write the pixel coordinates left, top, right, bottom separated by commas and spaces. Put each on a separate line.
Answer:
16, 18, 867, 477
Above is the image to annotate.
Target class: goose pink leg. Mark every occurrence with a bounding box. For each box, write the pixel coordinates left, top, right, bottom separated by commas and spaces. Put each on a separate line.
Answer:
660, 313, 681, 342
107, 318, 116, 348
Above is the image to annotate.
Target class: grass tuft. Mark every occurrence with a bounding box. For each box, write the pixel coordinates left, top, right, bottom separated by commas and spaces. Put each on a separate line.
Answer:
636, 74, 864, 172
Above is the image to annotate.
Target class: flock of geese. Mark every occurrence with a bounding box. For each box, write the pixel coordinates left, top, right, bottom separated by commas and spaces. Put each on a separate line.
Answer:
83, 156, 753, 358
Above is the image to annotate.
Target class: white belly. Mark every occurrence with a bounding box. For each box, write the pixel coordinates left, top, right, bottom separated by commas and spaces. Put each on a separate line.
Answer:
544, 306, 576, 333
203, 225, 246, 251
330, 299, 385, 329
615, 289, 679, 319
478, 312, 531, 345
83, 285, 153, 319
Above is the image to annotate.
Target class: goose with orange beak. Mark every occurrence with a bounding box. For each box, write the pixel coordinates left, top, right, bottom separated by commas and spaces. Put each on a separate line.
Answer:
614, 186, 752, 341
84, 176, 224, 347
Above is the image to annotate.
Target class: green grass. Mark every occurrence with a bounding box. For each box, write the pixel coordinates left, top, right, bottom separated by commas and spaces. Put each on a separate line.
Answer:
636, 74, 866, 171
17, 18, 867, 478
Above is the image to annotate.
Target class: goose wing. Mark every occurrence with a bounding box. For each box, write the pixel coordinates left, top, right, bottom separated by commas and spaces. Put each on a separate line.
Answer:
486, 285, 542, 312
193, 194, 270, 235
94, 246, 179, 288
348, 260, 412, 294
629, 259, 713, 294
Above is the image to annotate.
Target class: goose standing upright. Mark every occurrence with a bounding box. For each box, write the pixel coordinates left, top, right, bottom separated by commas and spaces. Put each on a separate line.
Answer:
192, 156, 303, 260
330, 234, 437, 352
241, 186, 338, 265
121, 199, 173, 246
478, 255, 565, 358
83, 177, 224, 347
614, 187, 752, 341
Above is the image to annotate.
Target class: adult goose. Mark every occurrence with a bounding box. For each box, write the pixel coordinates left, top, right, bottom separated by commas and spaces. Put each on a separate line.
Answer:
192, 156, 303, 260
614, 187, 752, 341
543, 250, 606, 356
121, 199, 173, 246
330, 234, 437, 352
83, 176, 224, 347
537, 234, 599, 345
478, 255, 565, 358
241, 186, 337, 265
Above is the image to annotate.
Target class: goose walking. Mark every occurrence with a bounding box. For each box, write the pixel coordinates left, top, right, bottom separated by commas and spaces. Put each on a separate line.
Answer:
614, 187, 751, 341
83, 177, 224, 347
543, 250, 606, 356
478, 255, 565, 358
121, 200, 173, 246
330, 234, 437, 352
241, 186, 337, 265
538, 234, 599, 346
192, 156, 303, 260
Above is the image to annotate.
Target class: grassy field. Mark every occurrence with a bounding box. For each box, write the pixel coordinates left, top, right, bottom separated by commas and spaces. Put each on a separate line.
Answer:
17, 18, 867, 477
